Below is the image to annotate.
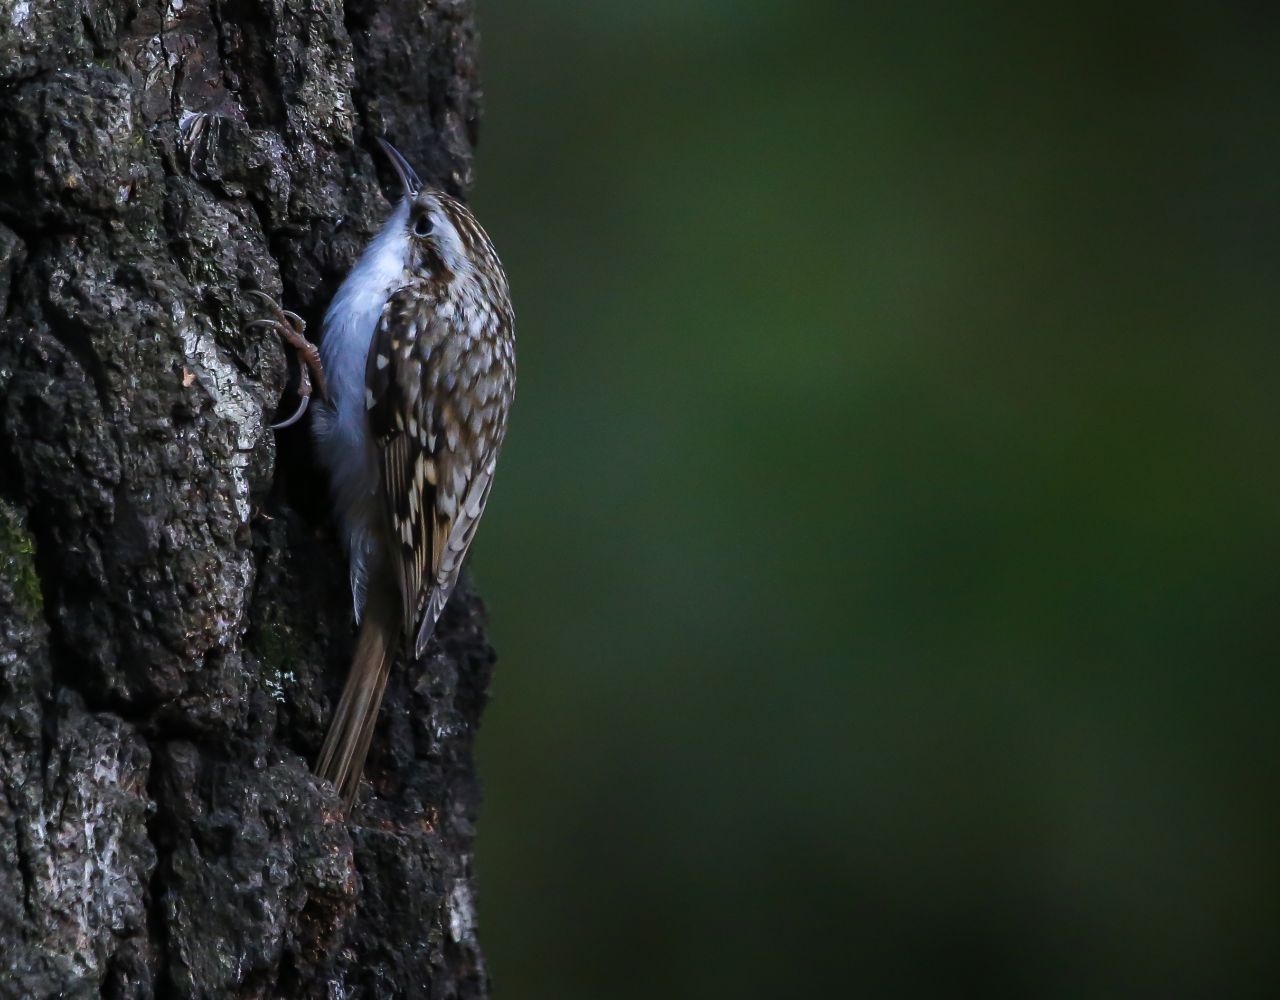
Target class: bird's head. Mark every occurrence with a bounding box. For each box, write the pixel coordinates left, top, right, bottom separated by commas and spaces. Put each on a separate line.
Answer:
377, 138, 489, 285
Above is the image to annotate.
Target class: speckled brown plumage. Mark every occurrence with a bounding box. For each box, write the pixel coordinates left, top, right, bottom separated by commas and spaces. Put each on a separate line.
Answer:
367, 198, 517, 657
308, 146, 516, 810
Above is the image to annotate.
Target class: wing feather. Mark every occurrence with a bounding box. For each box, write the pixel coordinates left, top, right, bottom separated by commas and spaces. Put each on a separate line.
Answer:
366, 280, 511, 654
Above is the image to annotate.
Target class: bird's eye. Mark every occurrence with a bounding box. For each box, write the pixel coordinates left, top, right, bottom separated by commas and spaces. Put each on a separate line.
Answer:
413, 213, 434, 237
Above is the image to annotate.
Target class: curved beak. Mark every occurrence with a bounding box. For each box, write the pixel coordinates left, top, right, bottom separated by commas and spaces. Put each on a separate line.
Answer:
376, 137, 422, 199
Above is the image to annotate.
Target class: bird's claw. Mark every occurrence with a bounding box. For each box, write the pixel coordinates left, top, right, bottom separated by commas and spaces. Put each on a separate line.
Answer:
246, 291, 328, 430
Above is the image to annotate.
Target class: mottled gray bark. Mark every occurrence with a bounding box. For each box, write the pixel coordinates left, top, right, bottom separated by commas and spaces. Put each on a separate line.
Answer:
0, 2, 495, 996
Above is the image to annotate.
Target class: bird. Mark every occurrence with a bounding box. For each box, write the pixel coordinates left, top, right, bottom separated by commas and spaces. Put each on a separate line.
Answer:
255, 139, 516, 810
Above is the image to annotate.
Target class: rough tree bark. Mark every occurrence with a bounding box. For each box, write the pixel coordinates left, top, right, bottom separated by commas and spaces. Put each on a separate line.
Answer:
0, 2, 496, 996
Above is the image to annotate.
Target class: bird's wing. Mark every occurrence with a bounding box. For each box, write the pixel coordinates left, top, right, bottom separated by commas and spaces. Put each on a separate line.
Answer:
365, 282, 508, 656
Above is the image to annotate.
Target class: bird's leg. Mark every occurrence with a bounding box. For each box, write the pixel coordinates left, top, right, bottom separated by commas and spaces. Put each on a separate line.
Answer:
246, 291, 328, 429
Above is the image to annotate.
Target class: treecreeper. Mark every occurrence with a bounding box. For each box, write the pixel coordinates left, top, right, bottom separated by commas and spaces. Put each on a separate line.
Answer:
255, 139, 517, 811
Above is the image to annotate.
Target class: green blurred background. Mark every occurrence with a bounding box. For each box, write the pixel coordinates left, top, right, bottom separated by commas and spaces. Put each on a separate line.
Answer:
463, 2, 1279, 996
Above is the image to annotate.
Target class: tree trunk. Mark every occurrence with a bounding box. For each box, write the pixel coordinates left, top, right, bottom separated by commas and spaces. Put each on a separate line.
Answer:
0, 2, 494, 996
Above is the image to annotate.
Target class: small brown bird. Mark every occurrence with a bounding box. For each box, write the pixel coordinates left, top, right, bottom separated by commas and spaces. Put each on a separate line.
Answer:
262, 140, 515, 809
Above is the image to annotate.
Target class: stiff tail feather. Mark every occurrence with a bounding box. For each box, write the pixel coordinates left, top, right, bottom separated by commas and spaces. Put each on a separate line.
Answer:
316, 587, 398, 810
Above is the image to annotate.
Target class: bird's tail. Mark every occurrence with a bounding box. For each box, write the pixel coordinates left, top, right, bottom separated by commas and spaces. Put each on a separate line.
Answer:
316, 586, 398, 810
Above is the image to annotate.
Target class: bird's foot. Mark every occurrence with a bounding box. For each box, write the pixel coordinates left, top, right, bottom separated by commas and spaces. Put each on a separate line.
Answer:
246, 291, 327, 429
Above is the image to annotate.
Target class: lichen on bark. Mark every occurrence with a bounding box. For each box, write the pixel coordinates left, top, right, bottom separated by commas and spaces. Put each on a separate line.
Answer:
0, 1, 495, 996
